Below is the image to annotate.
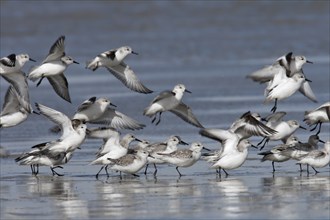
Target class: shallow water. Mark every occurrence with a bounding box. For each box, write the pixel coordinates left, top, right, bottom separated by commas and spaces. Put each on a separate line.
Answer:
1, 1, 330, 220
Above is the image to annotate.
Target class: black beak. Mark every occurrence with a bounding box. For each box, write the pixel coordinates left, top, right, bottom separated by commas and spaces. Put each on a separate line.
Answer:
299, 126, 307, 130
135, 138, 142, 142
73, 60, 79, 64
110, 103, 117, 108
305, 78, 312, 82
319, 139, 325, 143
202, 147, 211, 151
85, 129, 91, 135
148, 154, 155, 159
179, 140, 189, 145
132, 51, 138, 55
306, 60, 313, 64
29, 58, 36, 62
261, 117, 268, 122
185, 89, 192, 94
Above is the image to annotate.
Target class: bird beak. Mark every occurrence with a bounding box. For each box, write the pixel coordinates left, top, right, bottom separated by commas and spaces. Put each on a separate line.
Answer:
132, 51, 138, 55
319, 139, 325, 143
185, 89, 192, 94
179, 140, 189, 145
73, 60, 80, 64
148, 154, 155, 159
110, 103, 117, 108
29, 58, 36, 62
202, 147, 211, 151
305, 78, 312, 82
306, 60, 313, 64
299, 126, 307, 130
85, 129, 91, 135
135, 138, 142, 142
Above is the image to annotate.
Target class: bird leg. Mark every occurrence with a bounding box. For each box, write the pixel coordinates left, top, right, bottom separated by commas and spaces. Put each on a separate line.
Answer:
312, 166, 319, 174
36, 77, 45, 87
155, 112, 162, 125
153, 163, 158, 176
259, 138, 269, 150
105, 165, 110, 177
176, 166, 182, 177
144, 163, 149, 175
272, 161, 276, 172
257, 137, 266, 146
51, 167, 64, 176
95, 166, 104, 179
270, 99, 278, 113
223, 169, 229, 177
132, 174, 140, 177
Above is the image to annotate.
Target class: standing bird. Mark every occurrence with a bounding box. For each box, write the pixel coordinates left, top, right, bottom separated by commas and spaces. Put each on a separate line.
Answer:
143, 84, 203, 128
108, 150, 150, 179
157, 142, 207, 177
28, 36, 79, 103
304, 102, 330, 135
258, 135, 299, 172
211, 139, 255, 177
296, 141, 330, 174
86, 46, 152, 94
145, 135, 188, 176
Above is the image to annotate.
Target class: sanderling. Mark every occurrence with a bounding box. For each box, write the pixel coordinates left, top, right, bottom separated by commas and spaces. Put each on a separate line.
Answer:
280, 135, 324, 171
86, 46, 153, 94
304, 102, 330, 135
73, 96, 145, 130
28, 36, 78, 103
296, 141, 330, 174
34, 103, 87, 153
247, 52, 312, 82
211, 139, 255, 177
144, 135, 188, 176
108, 150, 150, 178
157, 142, 207, 177
258, 112, 306, 150
0, 86, 31, 128
90, 133, 141, 178
258, 135, 299, 172
0, 53, 36, 74
265, 73, 310, 113
15, 148, 70, 176
143, 84, 204, 128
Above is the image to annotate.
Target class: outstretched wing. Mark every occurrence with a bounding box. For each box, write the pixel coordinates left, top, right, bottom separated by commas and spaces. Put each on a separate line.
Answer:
46, 73, 71, 103
170, 102, 204, 128
42, 36, 65, 63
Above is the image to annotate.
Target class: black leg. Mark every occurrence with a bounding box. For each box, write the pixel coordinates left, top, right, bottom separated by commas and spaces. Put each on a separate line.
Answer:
223, 169, 229, 177
144, 163, 149, 175
96, 166, 104, 179
310, 122, 319, 132
30, 165, 35, 175
50, 167, 64, 176
132, 173, 140, 177
36, 77, 44, 87
271, 99, 277, 113
272, 161, 275, 172
35, 164, 39, 175
316, 122, 322, 135
156, 112, 162, 125
153, 164, 158, 176
312, 166, 319, 174
105, 165, 110, 177
176, 166, 182, 177
299, 164, 302, 172
151, 116, 157, 124
306, 164, 309, 174
259, 139, 269, 151
257, 137, 266, 146
119, 171, 122, 180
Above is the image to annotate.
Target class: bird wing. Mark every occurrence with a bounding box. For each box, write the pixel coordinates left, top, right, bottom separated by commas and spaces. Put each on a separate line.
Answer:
42, 36, 66, 63
170, 102, 204, 128
76, 96, 97, 112
35, 103, 73, 137
298, 81, 317, 103
46, 73, 71, 103
106, 62, 153, 94
1, 86, 20, 116
1, 71, 32, 113
0, 54, 16, 67
90, 108, 145, 130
